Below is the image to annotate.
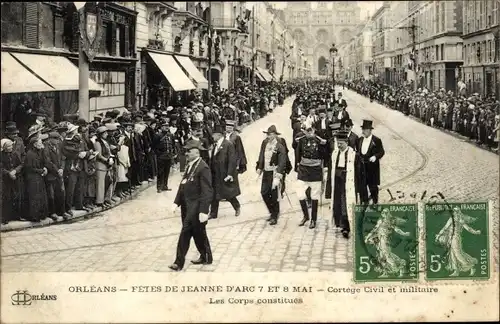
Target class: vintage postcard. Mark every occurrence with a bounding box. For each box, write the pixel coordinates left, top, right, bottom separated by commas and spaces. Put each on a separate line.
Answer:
1, 1, 499, 323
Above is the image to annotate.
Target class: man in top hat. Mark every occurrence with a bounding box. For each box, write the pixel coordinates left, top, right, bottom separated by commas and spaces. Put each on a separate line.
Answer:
294, 120, 328, 229
314, 105, 331, 140
336, 92, 348, 110
329, 129, 357, 238
224, 119, 248, 174
256, 125, 287, 226
356, 120, 385, 205
153, 121, 178, 193
209, 124, 241, 219
169, 140, 213, 271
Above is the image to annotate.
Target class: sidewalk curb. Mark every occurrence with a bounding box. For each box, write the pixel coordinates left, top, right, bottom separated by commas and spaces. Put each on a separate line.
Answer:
0, 96, 296, 234
1, 181, 155, 233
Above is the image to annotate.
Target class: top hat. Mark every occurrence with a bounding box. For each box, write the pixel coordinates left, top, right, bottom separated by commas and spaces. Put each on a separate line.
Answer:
212, 124, 225, 134
329, 122, 342, 131
184, 140, 207, 151
361, 120, 374, 130
336, 130, 350, 141
263, 125, 280, 135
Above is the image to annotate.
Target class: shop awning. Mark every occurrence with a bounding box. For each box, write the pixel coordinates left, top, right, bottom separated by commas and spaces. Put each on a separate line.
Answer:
11, 53, 102, 92
148, 52, 196, 92
255, 71, 266, 82
257, 67, 273, 82
1, 52, 54, 94
174, 55, 208, 89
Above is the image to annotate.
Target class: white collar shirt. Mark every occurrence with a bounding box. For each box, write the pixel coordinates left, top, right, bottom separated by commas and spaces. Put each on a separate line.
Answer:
361, 134, 372, 155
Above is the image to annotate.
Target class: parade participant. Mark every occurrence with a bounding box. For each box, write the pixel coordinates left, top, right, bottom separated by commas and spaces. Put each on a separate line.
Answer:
337, 92, 348, 110
324, 122, 341, 200
356, 120, 385, 205
209, 124, 241, 219
330, 130, 357, 238
314, 105, 330, 140
344, 119, 359, 150
188, 120, 211, 164
295, 121, 328, 229
153, 121, 177, 193
169, 141, 213, 271
225, 120, 248, 174
256, 125, 287, 226
306, 107, 318, 125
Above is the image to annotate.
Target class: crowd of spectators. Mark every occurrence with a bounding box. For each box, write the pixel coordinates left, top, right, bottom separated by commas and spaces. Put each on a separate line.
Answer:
343, 79, 500, 152
1, 80, 300, 225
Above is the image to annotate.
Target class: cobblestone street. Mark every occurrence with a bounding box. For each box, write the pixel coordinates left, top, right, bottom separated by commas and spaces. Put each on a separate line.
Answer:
1, 90, 498, 272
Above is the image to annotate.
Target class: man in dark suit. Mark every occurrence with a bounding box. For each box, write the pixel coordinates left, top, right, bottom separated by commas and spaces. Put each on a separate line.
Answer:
337, 92, 348, 110
209, 124, 241, 219
344, 119, 359, 150
356, 120, 385, 205
314, 106, 330, 140
256, 125, 287, 225
169, 141, 213, 271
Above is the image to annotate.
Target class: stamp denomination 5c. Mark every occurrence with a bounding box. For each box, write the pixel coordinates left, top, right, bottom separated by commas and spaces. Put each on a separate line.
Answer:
354, 204, 419, 282
424, 202, 490, 281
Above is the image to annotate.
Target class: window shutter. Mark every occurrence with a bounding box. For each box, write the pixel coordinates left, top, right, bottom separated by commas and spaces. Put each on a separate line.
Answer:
24, 2, 40, 48
124, 25, 130, 57
54, 15, 64, 48
110, 21, 117, 56
71, 11, 80, 52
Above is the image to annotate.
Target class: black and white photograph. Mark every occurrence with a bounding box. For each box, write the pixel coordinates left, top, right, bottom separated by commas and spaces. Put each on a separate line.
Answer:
1, 1, 499, 323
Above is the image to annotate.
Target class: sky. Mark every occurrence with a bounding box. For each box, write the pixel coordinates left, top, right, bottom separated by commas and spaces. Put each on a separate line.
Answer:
269, 1, 384, 20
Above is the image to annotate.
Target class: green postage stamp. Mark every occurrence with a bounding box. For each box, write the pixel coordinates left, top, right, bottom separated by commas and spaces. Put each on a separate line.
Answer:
354, 204, 419, 282
424, 202, 490, 281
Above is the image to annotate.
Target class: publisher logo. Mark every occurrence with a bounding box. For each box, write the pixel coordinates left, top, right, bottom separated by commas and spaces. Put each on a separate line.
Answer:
11, 290, 32, 306
11, 290, 57, 306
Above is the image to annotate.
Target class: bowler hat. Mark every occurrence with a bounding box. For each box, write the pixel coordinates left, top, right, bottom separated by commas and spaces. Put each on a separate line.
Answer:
184, 140, 207, 151
5, 122, 19, 134
263, 125, 280, 135
361, 119, 374, 129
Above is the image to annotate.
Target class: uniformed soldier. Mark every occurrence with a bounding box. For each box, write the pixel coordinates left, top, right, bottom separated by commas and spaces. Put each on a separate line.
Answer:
294, 121, 329, 229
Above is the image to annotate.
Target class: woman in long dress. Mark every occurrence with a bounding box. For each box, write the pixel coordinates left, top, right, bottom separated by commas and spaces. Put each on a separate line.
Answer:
435, 207, 481, 276
365, 208, 410, 278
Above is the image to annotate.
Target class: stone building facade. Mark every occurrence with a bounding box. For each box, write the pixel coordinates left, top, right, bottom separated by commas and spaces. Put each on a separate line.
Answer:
283, 1, 360, 78
461, 0, 499, 98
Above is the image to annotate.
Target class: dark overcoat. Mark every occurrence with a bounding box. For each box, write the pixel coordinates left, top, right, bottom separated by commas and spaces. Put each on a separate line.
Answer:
24, 148, 49, 221
227, 132, 247, 173
210, 139, 240, 200
356, 135, 385, 186
174, 158, 213, 217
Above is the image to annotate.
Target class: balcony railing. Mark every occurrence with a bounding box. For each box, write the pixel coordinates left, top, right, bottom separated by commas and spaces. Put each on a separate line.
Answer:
212, 18, 237, 29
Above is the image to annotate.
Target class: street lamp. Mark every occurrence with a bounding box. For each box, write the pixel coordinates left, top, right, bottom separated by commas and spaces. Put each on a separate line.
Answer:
329, 43, 338, 85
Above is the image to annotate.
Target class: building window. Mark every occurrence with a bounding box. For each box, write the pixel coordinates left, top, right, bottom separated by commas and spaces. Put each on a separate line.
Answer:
90, 70, 127, 104
440, 44, 444, 61
488, 40, 492, 62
